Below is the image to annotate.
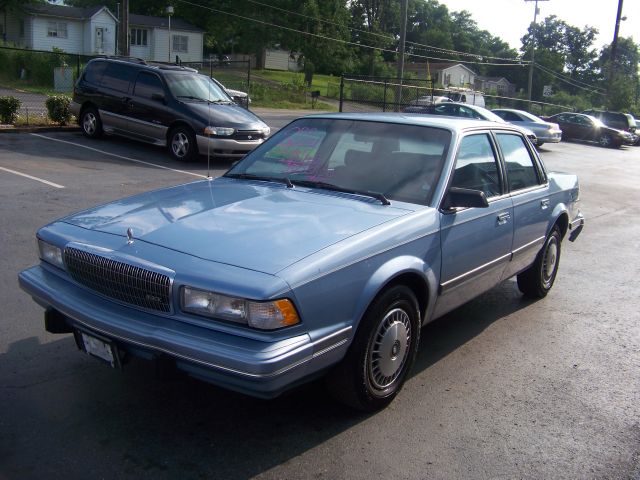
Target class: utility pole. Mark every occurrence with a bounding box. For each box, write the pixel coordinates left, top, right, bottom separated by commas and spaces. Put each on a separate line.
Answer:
607, 0, 625, 107
118, 0, 129, 56
394, 0, 408, 111
524, 0, 549, 102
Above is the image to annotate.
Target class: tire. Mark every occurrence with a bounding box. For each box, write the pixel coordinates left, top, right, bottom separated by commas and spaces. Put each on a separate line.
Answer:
80, 107, 102, 138
517, 226, 562, 298
326, 285, 421, 412
168, 126, 198, 162
598, 133, 612, 148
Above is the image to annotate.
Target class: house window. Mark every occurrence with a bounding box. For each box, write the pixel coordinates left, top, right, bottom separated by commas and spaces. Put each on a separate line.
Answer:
47, 21, 68, 38
131, 28, 148, 47
172, 35, 188, 53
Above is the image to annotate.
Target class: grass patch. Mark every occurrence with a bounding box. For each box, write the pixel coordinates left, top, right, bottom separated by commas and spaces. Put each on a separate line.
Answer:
252, 70, 341, 98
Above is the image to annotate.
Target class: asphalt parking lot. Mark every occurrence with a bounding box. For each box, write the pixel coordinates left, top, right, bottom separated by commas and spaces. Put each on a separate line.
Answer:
1, 120, 639, 479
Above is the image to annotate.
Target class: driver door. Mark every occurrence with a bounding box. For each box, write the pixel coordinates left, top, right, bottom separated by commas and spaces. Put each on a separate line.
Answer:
435, 132, 514, 317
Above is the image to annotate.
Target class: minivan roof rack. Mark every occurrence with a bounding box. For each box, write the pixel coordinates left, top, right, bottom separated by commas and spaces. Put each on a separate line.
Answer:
95, 56, 147, 65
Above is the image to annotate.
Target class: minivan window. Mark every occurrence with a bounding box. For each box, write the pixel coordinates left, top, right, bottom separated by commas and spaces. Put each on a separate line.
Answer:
101, 63, 135, 93
84, 61, 107, 85
134, 72, 164, 100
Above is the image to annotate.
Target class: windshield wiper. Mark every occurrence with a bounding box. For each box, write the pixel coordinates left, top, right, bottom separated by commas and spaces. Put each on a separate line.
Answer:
225, 172, 294, 188
176, 95, 207, 102
290, 179, 390, 206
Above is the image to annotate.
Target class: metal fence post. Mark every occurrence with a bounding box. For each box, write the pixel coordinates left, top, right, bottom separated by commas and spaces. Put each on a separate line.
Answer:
339, 75, 344, 112
383, 79, 388, 112
247, 59, 251, 97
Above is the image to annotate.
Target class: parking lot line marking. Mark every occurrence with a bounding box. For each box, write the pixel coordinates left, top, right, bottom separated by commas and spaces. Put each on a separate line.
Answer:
0, 166, 65, 189
30, 134, 209, 179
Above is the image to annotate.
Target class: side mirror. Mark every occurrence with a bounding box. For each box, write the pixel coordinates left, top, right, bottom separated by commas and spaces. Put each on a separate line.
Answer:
443, 187, 489, 210
151, 93, 166, 103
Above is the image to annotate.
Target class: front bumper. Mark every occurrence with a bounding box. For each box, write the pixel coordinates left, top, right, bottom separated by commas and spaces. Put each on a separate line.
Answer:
19, 265, 350, 398
537, 131, 562, 144
196, 135, 265, 159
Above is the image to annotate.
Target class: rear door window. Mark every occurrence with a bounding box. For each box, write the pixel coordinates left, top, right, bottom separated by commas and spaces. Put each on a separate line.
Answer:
496, 133, 541, 191
100, 63, 135, 93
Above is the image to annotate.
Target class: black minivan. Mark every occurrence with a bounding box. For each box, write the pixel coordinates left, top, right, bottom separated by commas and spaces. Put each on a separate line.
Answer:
71, 58, 270, 161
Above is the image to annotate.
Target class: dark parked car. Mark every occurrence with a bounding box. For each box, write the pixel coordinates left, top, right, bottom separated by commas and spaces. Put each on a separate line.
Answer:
582, 110, 637, 146
70, 58, 270, 161
20, 114, 584, 412
541, 112, 632, 148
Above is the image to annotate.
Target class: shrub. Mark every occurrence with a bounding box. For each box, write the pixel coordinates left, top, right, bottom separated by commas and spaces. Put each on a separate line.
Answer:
45, 95, 72, 125
0, 96, 22, 124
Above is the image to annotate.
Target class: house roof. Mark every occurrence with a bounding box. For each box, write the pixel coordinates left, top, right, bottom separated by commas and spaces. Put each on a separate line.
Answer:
427, 62, 477, 75
129, 13, 204, 33
476, 76, 512, 84
24, 4, 116, 22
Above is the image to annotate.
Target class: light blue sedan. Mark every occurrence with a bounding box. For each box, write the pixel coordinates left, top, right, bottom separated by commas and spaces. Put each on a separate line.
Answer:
492, 108, 563, 146
19, 114, 584, 411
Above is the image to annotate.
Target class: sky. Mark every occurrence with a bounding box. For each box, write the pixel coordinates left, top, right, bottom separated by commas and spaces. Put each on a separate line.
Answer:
441, 0, 640, 51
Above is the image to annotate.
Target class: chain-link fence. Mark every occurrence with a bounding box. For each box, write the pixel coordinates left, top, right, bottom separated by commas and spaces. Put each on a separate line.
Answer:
0, 46, 100, 123
338, 75, 574, 117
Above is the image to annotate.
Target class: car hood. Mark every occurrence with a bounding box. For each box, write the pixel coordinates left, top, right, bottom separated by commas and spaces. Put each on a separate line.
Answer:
61, 178, 412, 274
185, 102, 266, 130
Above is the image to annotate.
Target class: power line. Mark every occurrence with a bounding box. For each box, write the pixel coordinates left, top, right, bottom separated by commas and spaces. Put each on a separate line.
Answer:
534, 63, 605, 94
175, 0, 528, 66
221, 0, 526, 64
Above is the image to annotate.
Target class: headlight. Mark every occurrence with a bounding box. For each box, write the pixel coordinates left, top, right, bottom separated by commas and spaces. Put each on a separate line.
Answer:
261, 126, 271, 137
181, 286, 300, 330
204, 126, 235, 136
38, 239, 64, 269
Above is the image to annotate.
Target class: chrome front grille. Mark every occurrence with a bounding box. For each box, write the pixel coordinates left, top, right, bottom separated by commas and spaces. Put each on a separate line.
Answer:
64, 247, 171, 312
233, 130, 264, 141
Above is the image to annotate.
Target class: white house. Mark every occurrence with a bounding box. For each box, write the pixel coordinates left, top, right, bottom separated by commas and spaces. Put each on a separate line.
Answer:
2, 4, 118, 55
1, 5, 204, 62
474, 76, 516, 96
129, 13, 204, 63
404, 62, 477, 88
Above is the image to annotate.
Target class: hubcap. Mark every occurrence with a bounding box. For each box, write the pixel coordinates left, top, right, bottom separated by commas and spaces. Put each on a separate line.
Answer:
600, 135, 610, 147
172, 132, 190, 158
368, 308, 411, 390
542, 238, 558, 283
83, 113, 96, 134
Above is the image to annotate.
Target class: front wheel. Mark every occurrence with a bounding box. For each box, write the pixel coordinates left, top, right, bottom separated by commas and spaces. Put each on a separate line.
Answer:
168, 126, 198, 162
326, 285, 421, 411
517, 226, 561, 298
80, 107, 102, 138
598, 133, 613, 148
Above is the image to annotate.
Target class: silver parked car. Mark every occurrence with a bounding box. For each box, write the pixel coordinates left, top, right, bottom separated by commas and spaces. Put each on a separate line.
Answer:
492, 109, 562, 146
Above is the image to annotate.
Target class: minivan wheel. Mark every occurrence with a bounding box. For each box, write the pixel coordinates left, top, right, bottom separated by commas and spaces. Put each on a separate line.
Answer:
168, 126, 197, 162
81, 107, 102, 138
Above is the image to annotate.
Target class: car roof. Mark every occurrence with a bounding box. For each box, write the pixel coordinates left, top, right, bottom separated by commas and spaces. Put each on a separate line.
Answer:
300, 112, 523, 134
89, 57, 198, 74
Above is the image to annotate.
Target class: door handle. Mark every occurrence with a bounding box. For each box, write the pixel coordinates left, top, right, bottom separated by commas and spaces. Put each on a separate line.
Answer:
497, 212, 511, 225
540, 198, 550, 209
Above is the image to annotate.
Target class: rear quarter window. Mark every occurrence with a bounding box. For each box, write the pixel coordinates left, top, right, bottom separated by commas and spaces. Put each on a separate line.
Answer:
83, 61, 107, 85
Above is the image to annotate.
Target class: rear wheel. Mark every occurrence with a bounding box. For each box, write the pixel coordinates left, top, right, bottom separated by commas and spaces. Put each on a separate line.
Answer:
80, 107, 102, 138
168, 126, 198, 161
517, 226, 561, 298
326, 285, 420, 411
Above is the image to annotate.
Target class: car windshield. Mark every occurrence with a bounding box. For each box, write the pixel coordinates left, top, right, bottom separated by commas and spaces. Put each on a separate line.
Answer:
226, 118, 452, 206
164, 72, 232, 102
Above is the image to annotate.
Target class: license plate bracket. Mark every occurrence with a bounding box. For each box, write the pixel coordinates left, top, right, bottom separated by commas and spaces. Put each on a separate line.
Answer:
74, 329, 121, 369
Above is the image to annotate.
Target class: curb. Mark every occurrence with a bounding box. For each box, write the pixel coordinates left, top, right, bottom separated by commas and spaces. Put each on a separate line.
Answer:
0, 125, 80, 134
